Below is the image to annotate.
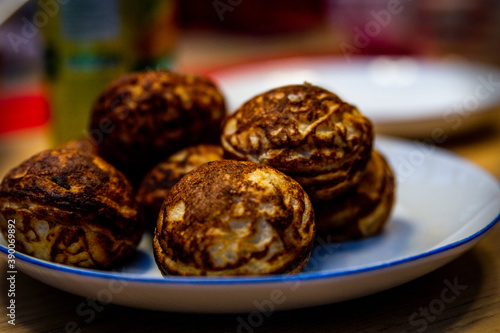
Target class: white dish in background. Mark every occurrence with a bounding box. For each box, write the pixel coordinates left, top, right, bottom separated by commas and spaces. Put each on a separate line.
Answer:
207, 56, 500, 137
1, 136, 499, 313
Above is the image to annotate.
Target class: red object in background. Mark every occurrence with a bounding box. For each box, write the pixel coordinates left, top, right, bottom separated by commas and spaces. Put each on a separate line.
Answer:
178, 0, 325, 34
326, 0, 418, 56
0, 92, 50, 134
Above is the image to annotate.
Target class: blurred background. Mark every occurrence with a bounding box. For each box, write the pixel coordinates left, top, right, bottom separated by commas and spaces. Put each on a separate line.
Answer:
0, 0, 499, 177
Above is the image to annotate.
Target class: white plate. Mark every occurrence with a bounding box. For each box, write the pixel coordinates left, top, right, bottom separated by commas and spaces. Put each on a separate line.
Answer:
207, 56, 500, 137
1, 137, 499, 313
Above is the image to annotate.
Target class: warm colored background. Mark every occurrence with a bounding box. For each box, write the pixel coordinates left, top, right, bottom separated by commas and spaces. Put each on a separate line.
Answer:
0, 1, 499, 332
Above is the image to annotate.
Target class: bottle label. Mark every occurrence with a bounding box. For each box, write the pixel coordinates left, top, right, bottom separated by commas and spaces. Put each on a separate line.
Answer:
60, 0, 120, 41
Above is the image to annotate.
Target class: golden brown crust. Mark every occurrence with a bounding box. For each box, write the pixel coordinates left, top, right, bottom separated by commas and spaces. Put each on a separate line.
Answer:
153, 160, 315, 276
166, 144, 225, 165
0, 148, 143, 269
314, 150, 395, 241
90, 70, 227, 181
137, 144, 225, 226
221, 84, 373, 201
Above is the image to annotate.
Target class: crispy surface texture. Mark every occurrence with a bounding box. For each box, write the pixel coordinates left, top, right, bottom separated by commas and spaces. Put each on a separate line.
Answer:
314, 150, 395, 241
137, 144, 225, 226
221, 83, 373, 201
0, 148, 143, 269
90, 70, 226, 181
153, 160, 315, 276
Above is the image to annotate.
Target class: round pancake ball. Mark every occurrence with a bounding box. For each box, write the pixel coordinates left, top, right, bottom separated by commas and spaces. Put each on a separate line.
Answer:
153, 160, 315, 276
221, 83, 373, 201
0, 148, 143, 269
314, 150, 395, 241
137, 144, 225, 226
89, 70, 226, 182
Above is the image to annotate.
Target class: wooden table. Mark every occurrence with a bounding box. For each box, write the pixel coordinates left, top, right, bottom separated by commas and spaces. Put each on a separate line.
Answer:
1, 30, 500, 333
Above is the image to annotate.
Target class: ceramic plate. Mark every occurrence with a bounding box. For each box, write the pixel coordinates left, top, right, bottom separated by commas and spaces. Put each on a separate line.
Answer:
207, 56, 500, 137
1, 136, 499, 313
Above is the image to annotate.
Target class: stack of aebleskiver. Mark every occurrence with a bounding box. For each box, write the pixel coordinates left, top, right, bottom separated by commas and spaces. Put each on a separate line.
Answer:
221, 83, 395, 241
0, 70, 227, 270
0, 70, 394, 277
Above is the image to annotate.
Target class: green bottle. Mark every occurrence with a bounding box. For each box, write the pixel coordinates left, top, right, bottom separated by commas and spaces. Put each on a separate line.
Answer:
43, 0, 176, 145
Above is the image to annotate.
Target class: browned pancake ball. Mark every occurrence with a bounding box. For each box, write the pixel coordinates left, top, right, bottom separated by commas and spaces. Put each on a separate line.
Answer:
221, 83, 373, 201
137, 144, 224, 226
153, 160, 315, 276
90, 70, 226, 182
0, 148, 143, 269
314, 150, 395, 241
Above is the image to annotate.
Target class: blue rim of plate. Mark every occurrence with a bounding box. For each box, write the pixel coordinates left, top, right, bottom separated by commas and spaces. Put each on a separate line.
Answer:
1, 211, 499, 285
1, 137, 500, 285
